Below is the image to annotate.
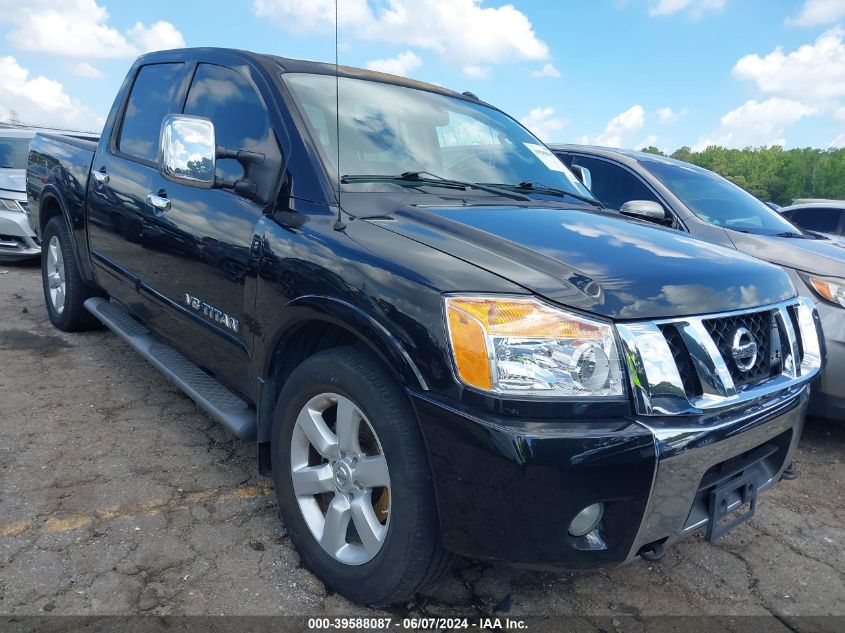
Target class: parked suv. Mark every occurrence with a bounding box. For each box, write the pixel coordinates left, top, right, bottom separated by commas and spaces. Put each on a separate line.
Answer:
552, 145, 843, 420
27, 49, 823, 605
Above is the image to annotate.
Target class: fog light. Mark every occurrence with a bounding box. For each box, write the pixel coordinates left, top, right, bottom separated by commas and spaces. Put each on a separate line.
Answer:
568, 503, 604, 537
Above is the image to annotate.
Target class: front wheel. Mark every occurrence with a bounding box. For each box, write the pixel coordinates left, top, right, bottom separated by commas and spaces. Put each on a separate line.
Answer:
272, 347, 454, 606
41, 216, 100, 332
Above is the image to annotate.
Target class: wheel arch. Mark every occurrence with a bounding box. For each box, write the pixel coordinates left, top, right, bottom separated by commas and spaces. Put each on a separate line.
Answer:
255, 296, 430, 473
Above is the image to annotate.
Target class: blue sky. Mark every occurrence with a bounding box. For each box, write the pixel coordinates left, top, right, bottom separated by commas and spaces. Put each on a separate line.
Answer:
1, 0, 844, 151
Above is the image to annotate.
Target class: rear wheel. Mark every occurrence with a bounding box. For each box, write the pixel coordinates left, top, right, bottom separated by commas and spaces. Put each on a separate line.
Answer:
41, 216, 100, 331
272, 347, 454, 605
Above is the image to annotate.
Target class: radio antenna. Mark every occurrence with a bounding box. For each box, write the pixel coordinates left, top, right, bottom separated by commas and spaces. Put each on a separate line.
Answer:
333, 0, 346, 231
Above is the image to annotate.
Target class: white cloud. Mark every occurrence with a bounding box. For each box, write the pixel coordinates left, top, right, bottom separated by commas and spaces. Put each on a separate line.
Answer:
836, 106, 845, 119
831, 132, 845, 147
587, 105, 646, 147
732, 28, 845, 107
252, 0, 550, 70
637, 134, 659, 149
127, 20, 186, 53
786, 0, 845, 27
0, 0, 185, 58
648, 0, 726, 17
462, 65, 490, 78
530, 63, 561, 78
366, 50, 422, 76
520, 106, 568, 142
69, 62, 102, 79
657, 106, 686, 123
693, 98, 815, 150
0, 56, 102, 130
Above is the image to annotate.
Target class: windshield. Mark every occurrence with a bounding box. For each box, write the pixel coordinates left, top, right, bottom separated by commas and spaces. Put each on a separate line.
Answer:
0, 137, 32, 169
643, 159, 801, 235
283, 73, 594, 199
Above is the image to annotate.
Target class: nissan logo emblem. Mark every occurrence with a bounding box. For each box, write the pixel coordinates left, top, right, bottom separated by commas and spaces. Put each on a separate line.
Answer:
731, 327, 758, 372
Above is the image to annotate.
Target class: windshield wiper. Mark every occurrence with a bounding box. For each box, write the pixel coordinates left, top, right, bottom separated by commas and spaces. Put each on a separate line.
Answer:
340, 172, 530, 201
773, 231, 805, 238
483, 181, 603, 208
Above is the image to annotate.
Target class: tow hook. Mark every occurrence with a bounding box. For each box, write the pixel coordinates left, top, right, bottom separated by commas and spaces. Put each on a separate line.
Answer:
780, 462, 798, 481
638, 540, 666, 562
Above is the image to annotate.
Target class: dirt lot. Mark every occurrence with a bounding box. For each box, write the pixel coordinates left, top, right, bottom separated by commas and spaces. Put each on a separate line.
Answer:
1, 262, 844, 622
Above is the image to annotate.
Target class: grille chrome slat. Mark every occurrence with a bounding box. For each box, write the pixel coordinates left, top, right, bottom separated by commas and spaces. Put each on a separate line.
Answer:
617, 298, 822, 416
776, 305, 799, 378
678, 320, 737, 399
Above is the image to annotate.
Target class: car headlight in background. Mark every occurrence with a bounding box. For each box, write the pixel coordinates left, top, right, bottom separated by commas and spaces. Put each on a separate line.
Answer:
444, 295, 625, 398
0, 198, 25, 213
803, 274, 845, 309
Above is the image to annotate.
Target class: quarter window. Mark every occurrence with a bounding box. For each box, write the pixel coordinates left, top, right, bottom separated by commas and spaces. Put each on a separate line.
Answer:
118, 63, 184, 162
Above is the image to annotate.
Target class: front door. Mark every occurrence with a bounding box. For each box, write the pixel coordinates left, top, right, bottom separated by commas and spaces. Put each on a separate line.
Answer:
137, 62, 281, 396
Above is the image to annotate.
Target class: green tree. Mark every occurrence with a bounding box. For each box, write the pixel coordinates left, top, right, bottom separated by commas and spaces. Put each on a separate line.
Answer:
666, 145, 845, 205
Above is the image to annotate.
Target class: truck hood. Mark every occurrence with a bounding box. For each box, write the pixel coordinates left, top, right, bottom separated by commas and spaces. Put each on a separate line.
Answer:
367, 205, 796, 320
0, 169, 25, 194
727, 230, 845, 278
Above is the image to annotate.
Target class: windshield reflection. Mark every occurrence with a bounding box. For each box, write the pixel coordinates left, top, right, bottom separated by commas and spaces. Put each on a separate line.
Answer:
283, 73, 593, 199
642, 159, 803, 236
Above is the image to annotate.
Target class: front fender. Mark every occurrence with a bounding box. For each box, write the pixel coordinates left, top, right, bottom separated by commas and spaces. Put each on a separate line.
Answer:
276, 295, 428, 390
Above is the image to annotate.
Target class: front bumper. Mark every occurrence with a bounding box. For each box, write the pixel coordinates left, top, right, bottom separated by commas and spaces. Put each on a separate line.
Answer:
809, 299, 845, 419
0, 208, 40, 260
412, 387, 807, 568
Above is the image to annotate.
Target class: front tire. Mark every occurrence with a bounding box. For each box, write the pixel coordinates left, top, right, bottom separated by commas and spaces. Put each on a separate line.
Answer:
41, 216, 100, 332
272, 347, 453, 606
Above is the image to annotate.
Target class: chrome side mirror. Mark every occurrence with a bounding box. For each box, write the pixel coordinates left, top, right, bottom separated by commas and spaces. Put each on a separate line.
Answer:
570, 165, 592, 191
619, 200, 671, 226
160, 115, 216, 187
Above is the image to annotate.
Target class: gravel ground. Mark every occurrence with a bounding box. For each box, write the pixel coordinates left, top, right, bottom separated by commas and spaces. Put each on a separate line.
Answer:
1, 262, 843, 623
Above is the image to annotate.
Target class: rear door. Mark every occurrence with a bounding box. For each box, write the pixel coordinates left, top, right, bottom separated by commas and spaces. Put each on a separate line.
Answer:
138, 62, 281, 396
87, 61, 187, 309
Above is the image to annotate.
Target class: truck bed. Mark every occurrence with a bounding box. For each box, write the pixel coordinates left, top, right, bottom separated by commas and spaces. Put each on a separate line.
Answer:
27, 132, 98, 241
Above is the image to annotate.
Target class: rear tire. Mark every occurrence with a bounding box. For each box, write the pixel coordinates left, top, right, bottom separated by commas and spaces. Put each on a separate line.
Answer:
41, 216, 100, 332
272, 346, 454, 606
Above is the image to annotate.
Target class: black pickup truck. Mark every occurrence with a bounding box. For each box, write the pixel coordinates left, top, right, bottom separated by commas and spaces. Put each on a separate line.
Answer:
27, 48, 824, 606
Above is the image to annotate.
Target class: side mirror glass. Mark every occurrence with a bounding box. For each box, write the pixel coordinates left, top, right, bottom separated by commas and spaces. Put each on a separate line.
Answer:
619, 200, 672, 226
570, 165, 592, 191
160, 115, 216, 187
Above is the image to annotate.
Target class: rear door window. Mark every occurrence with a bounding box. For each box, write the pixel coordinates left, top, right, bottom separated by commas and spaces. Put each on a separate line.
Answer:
118, 63, 185, 163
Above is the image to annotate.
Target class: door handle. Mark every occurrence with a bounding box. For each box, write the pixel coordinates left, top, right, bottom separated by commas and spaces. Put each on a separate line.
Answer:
146, 193, 171, 212
92, 169, 109, 185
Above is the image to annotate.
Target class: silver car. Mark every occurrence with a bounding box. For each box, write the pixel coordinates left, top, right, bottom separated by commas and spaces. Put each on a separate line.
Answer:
0, 128, 39, 260
552, 145, 845, 421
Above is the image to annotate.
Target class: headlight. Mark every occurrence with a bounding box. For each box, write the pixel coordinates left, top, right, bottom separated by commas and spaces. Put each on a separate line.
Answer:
444, 295, 625, 398
0, 198, 24, 213
803, 274, 845, 308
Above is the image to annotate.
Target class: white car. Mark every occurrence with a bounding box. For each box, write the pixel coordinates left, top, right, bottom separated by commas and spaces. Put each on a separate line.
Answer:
0, 128, 40, 260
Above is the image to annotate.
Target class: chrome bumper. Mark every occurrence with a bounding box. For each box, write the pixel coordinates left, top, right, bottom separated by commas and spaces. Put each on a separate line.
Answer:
0, 208, 40, 259
626, 387, 807, 561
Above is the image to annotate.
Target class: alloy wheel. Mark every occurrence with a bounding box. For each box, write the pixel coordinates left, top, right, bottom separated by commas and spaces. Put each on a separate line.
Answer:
290, 392, 391, 565
46, 236, 66, 315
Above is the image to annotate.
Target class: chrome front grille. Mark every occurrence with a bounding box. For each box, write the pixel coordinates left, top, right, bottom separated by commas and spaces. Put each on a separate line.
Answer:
616, 298, 822, 415
703, 310, 775, 387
